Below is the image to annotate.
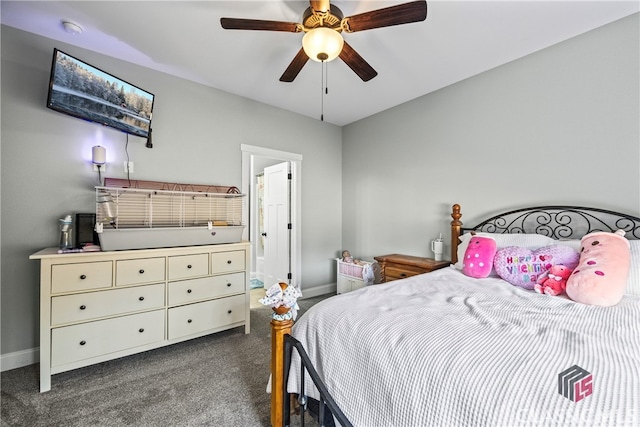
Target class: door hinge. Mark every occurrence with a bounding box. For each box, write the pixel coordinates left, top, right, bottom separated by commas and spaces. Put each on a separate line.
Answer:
287, 273, 292, 280
287, 223, 292, 230
288, 173, 292, 180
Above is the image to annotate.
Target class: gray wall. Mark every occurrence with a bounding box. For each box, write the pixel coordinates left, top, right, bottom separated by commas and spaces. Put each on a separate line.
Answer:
2, 13, 639, 363
1, 26, 342, 356
341, 14, 640, 262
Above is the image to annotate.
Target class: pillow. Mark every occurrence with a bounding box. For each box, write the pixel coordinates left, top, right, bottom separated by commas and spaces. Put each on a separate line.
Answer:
566, 231, 630, 306
493, 245, 580, 290
462, 236, 497, 278
454, 232, 556, 270
558, 239, 582, 252
626, 240, 640, 296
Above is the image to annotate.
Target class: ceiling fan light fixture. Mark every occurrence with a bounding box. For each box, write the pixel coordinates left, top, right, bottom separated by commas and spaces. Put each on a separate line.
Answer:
302, 27, 343, 62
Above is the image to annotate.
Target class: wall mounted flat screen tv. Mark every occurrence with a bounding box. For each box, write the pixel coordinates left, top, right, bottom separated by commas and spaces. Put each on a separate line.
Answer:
47, 48, 154, 139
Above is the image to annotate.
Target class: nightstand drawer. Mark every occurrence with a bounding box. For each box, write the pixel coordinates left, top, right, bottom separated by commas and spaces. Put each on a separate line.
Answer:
374, 254, 450, 283
385, 265, 426, 281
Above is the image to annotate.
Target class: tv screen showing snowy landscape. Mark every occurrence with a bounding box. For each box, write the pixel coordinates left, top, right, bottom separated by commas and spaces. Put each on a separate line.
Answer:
47, 49, 154, 139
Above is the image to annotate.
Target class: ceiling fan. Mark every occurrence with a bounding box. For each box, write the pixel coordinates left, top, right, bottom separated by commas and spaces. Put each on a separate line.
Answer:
220, 0, 427, 83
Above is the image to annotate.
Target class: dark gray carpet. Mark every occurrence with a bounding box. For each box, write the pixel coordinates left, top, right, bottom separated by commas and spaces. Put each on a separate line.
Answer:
1, 294, 331, 427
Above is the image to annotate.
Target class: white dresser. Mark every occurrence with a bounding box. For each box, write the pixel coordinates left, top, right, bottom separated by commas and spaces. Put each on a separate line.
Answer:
30, 242, 250, 392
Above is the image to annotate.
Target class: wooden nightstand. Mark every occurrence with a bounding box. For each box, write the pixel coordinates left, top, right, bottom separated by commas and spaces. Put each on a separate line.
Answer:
373, 254, 450, 283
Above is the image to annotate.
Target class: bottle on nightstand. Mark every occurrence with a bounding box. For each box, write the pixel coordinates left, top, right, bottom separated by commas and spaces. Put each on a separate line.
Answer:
431, 233, 444, 261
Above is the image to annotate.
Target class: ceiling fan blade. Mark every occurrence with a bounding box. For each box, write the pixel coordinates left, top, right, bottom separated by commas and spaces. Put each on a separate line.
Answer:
339, 41, 377, 82
309, 0, 330, 13
342, 0, 427, 33
220, 18, 300, 32
280, 48, 310, 82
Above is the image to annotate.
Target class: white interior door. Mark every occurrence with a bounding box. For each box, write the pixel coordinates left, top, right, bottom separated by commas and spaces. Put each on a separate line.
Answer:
263, 162, 290, 286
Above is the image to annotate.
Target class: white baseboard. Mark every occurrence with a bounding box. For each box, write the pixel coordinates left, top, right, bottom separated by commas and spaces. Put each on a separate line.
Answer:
1, 347, 38, 372
301, 282, 336, 299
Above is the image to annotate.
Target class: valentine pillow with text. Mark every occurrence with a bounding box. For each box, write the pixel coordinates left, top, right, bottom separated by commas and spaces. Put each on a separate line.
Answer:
493, 245, 580, 289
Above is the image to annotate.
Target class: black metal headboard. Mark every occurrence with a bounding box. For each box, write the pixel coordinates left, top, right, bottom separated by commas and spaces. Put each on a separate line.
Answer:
462, 206, 640, 240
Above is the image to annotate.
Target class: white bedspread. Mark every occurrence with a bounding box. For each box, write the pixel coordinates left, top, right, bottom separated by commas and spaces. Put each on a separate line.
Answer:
288, 267, 640, 427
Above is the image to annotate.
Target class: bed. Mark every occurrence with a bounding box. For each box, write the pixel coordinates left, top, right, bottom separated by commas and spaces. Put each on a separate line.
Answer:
268, 204, 640, 427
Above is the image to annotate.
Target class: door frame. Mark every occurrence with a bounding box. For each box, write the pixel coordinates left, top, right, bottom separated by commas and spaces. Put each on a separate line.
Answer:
241, 144, 302, 289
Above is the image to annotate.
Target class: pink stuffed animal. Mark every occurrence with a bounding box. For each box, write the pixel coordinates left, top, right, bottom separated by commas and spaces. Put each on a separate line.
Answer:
566, 230, 630, 306
534, 265, 573, 296
462, 234, 497, 278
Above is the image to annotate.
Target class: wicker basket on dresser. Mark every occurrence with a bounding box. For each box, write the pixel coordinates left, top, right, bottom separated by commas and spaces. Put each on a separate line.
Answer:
30, 242, 249, 392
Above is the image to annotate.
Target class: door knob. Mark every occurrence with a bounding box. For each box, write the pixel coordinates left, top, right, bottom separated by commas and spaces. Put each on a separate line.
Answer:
261, 233, 267, 237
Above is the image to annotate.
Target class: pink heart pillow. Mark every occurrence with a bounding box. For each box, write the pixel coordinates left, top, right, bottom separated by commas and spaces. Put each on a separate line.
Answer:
494, 245, 580, 289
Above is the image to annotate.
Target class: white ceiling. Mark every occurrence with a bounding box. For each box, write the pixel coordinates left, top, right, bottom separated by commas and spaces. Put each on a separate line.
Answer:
1, 1, 638, 126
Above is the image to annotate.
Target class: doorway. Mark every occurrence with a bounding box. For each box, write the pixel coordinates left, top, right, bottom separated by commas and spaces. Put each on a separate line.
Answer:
241, 144, 302, 292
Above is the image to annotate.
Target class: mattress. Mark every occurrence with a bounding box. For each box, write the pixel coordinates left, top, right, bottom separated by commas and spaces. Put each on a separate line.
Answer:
288, 267, 640, 426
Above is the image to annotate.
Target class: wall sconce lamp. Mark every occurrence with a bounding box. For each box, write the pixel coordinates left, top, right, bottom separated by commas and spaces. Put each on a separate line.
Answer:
92, 145, 106, 171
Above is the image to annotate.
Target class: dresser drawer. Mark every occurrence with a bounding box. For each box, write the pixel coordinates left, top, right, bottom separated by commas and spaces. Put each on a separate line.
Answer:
168, 253, 208, 280
51, 283, 165, 326
51, 261, 113, 293
211, 251, 245, 274
168, 272, 245, 306
51, 310, 165, 367
116, 257, 165, 286
167, 294, 245, 340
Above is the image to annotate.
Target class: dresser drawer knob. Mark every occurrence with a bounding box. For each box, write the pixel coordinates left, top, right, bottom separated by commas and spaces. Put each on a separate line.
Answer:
80, 305, 86, 310
227, 260, 232, 264
187, 264, 192, 269
80, 274, 87, 280
139, 269, 145, 274
139, 328, 145, 333
227, 310, 232, 314
187, 289, 192, 294
79, 340, 86, 346
227, 283, 232, 287
139, 296, 145, 301
187, 319, 193, 323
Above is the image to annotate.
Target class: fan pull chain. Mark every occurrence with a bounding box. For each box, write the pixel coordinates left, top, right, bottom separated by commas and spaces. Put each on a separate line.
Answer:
320, 61, 330, 122
325, 60, 329, 95
320, 61, 325, 121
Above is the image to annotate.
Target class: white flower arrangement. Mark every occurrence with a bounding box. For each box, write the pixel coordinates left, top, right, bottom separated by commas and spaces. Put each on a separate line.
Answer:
259, 282, 302, 320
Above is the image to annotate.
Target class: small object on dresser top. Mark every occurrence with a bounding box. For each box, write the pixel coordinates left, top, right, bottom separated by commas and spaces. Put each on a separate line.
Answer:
57, 244, 101, 254
57, 248, 83, 254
